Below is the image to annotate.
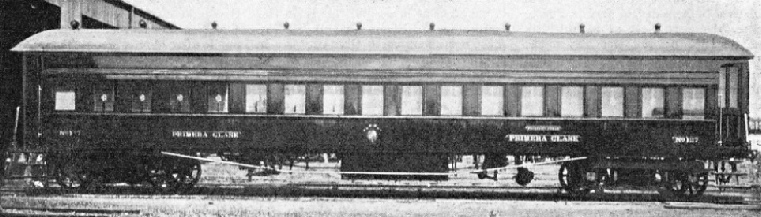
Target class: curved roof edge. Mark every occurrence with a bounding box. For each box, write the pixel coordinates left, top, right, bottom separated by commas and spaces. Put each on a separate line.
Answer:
11, 29, 754, 58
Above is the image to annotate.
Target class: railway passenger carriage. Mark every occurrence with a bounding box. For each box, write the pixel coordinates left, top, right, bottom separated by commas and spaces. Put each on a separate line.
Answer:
10, 29, 753, 197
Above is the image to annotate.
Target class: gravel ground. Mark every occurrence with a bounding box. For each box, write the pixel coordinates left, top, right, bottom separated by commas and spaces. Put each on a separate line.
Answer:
2, 195, 760, 217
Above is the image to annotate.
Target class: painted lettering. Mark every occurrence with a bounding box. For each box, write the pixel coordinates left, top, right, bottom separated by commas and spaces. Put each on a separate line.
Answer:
672, 136, 699, 143
58, 130, 81, 136
506, 134, 580, 143
550, 135, 580, 142
524, 125, 562, 131
172, 131, 240, 139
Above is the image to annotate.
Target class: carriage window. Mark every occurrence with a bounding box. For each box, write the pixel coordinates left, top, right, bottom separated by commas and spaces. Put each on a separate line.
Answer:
720, 66, 740, 109
207, 85, 229, 113
323, 85, 344, 115
719, 68, 726, 108
93, 88, 114, 113
245, 84, 267, 113
440, 86, 463, 116
682, 88, 705, 120
131, 92, 152, 113
170, 92, 191, 113
641, 88, 664, 118
521, 86, 543, 116
54, 90, 76, 111
362, 86, 384, 116
560, 86, 584, 117
481, 86, 504, 116
401, 86, 423, 115
601, 87, 623, 117
284, 85, 306, 114
728, 67, 739, 108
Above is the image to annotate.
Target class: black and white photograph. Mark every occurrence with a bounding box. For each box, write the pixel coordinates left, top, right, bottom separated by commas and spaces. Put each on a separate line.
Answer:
1, 0, 760, 216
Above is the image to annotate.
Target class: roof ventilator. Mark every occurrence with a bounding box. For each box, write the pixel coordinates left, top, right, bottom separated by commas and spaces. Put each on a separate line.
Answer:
70, 20, 79, 30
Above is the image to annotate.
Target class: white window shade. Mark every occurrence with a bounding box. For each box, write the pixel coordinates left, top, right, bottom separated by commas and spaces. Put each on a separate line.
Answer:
323, 85, 344, 115
440, 86, 462, 116
400, 86, 423, 115
362, 86, 384, 116
521, 86, 543, 116
284, 85, 305, 114
55, 90, 76, 111
245, 84, 267, 113
481, 86, 503, 116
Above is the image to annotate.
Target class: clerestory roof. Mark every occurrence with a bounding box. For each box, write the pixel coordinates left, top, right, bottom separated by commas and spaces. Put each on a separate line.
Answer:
12, 29, 753, 58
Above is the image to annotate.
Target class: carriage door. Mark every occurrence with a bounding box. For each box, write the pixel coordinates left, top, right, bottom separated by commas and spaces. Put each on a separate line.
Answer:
718, 65, 745, 146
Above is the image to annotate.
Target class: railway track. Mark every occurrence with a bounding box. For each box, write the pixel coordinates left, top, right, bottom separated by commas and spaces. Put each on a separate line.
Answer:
1, 181, 753, 204
0, 185, 756, 217
3, 175, 758, 216
1, 206, 140, 217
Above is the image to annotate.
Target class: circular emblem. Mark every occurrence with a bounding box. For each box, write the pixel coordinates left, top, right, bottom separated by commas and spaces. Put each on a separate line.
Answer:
100, 94, 108, 102
215, 94, 223, 102
139, 94, 146, 102
176, 94, 184, 102
363, 124, 381, 143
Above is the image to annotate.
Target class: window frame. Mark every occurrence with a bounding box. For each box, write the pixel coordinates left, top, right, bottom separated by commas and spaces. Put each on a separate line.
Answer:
121, 82, 153, 113
400, 85, 424, 116
322, 85, 345, 115
641, 87, 665, 119
681, 87, 705, 120
600, 86, 624, 117
168, 85, 192, 113
53, 87, 77, 112
719, 65, 741, 110
560, 86, 584, 117
206, 83, 230, 113
480, 85, 504, 116
283, 84, 306, 115
728, 67, 739, 109
440, 85, 463, 116
361, 85, 384, 116
244, 84, 268, 113
92, 82, 115, 113
520, 85, 544, 117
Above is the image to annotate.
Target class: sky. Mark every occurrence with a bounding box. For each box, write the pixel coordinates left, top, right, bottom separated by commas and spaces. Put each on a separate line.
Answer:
125, 0, 760, 117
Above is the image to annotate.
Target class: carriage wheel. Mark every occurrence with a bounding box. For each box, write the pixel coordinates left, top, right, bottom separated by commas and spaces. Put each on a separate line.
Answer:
147, 160, 178, 193
660, 171, 709, 199
53, 159, 92, 190
596, 168, 612, 186
174, 160, 202, 190
147, 159, 201, 193
558, 161, 592, 195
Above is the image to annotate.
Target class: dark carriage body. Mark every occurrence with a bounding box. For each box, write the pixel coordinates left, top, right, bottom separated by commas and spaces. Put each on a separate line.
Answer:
11, 29, 753, 182
45, 115, 736, 159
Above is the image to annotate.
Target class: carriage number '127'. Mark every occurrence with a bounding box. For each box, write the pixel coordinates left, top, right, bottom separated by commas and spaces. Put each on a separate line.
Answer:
672, 136, 699, 143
